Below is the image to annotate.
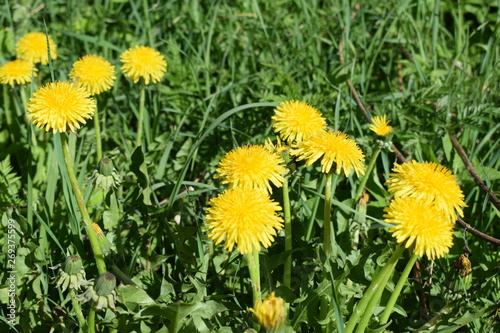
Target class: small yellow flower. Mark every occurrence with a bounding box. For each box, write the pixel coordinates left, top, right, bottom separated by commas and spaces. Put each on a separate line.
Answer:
384, 197, 454, 259
272, 100, 327, 144
250, 292, 286, 332
70, 55, 116, 95
370, 115, 393, 137
120, 46, 167, 84
385, 161, 466, 221
27, 81, 95, 133
292, 130, 365, 176
0, 60, 36, 85
16, 32, 57, 65
205, 187, 284, 254
215, 145, 287, 193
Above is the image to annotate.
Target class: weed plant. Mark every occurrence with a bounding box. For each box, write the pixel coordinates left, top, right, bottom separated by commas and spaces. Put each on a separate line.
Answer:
0, 1, 499, 332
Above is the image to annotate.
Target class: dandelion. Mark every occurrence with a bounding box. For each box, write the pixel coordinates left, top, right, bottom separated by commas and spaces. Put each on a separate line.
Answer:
272, 100, 327, 144
16, 32, 57, 65
70, 55, 116, 95
120, 45, 167, 85
292, 130, 365, 176
26, 81, 95, 133
205, 187, 284, 254
250, 292, 286, 332
385, 161, 466, 220
215, 145, 287, 193
369, 115, 393, 137
0, 60, 36, 85
384, 197, 454, 259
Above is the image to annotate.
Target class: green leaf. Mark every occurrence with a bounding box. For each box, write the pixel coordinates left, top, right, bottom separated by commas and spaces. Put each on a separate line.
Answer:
130, 146, 152, 205
103, 191, 120, 230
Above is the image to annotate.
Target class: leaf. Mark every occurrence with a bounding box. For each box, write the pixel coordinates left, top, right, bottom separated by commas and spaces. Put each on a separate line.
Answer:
116, 285, 156, 313
103, 191, 120, 230
130, 146, 152, 205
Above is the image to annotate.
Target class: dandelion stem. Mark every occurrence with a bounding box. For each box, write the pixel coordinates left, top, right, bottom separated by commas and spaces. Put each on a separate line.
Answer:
93, 99, 103, 161
135, 83, 146, 147
88, 306, 96, 333
60, 134, 107, 275
345, 244, 404, 333
69, 289, 86, 331
323, 171, 335, 256
245, 250, 261, 306
355, 147, 381, 201
380, 254, 418, 323
283, 177, 292, 289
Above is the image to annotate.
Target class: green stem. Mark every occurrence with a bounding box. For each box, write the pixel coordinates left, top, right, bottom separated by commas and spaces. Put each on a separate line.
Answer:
379, 254, 418, 324
323, 171, 334, 256
88, 305, 96, 333
354, 147, 381, 201
135, 84, 146, 147
345, 245, 404, 333
283, 177, 292, 290
69, 289, 86, 332
282, 175, 292, 317
60, 134, 107, 275
245, 250, 261, 306
93, 99, 102, 161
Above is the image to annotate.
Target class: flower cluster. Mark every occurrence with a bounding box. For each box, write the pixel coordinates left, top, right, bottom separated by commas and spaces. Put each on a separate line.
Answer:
7, 31, 167, 134
273, 100, 365, 176
206, 144, 287, 254
384, 160, 466, 259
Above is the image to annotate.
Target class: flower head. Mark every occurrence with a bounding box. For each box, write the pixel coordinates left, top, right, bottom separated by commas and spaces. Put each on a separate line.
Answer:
120, 46, 167, 84
385, 161, 466, 220
27, 81, 95, 133
250, 292, 286, 332
272, 100, 327, 144
16, 32, 57, 65
215, 145, 287, 193
70, 55, 116, 95
292, 130, 365, 176
205, 187, 284, 254
370, 115, 393, 137
0, 60, 37, 85
384, 197, 454, 259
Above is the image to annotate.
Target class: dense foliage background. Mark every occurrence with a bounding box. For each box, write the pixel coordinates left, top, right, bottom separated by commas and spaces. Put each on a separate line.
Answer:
1, 0, 499, 332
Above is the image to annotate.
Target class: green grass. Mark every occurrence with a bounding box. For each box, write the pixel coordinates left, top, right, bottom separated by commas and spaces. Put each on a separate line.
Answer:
1, 0, 499, 332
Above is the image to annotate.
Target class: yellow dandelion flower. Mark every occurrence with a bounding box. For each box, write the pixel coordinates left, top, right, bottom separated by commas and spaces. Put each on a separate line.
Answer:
384, 197, 454, 259
292, 130, 365, 176
272, 100, 327, 144
0, 60, 37, 85
385, 161, 466, 220
120, 46, 167, 84
370, 115, 393, 137
16, 32, 57, 65
205, 187, 284, 254
70, 55, 116, 95
250, 292, 286, 332
215, 145, 287, 193
27, 81, 95, 133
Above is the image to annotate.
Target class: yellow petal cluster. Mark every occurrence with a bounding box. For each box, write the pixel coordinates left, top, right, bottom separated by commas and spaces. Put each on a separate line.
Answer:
292, 130, 365, 176
70, 55, 116, 95
120, 46, 167, 85
369, 115, 393, 137
205, 187, 284, 254
384, 197, 454, 259
215, 145, 287, 193
27, 81, 95, 133
250, 292, 286, 331
16, 32, 57, 65
272, 100, 327, 144
385, 161, 466, 221
0, 60, 36, 85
